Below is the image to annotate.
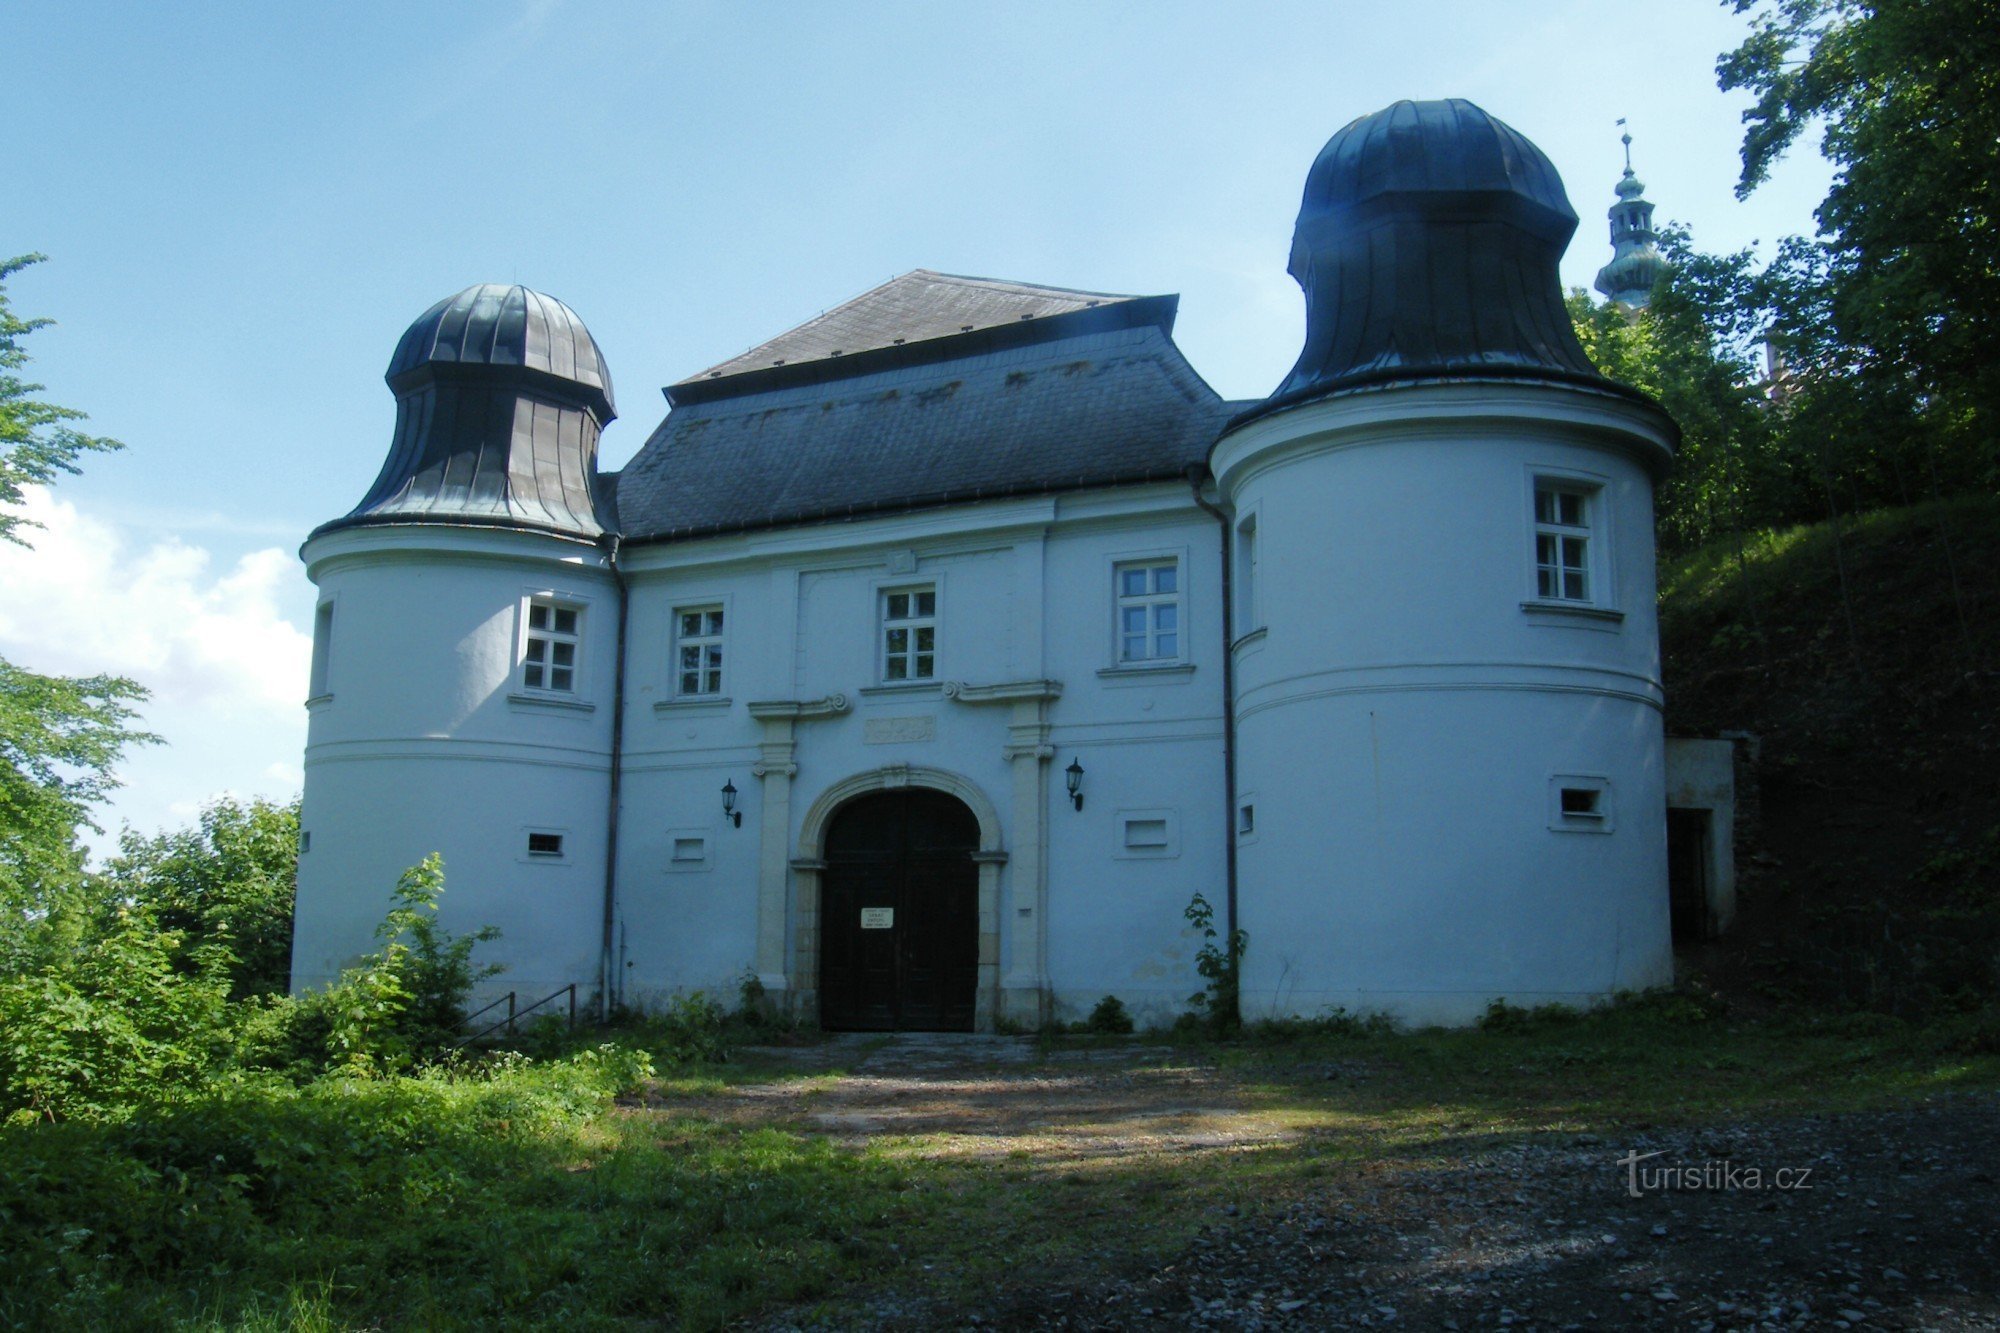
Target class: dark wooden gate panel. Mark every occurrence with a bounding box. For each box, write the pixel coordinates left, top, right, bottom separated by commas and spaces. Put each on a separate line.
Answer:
819, 790, 979, 1032
1667, 807, 1711, 947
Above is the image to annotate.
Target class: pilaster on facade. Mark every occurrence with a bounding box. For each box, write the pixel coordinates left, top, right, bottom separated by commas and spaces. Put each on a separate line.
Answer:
943, 678, 1061, 1025
744, 694, 850, 994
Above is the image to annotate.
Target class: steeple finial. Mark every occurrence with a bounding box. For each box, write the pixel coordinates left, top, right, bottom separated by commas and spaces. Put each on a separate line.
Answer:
1594, 120, 1665, 309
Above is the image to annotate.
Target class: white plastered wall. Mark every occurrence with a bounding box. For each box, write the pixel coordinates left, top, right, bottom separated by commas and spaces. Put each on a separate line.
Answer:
293, 526, 616, 1000
1213, 382, 1677, 1026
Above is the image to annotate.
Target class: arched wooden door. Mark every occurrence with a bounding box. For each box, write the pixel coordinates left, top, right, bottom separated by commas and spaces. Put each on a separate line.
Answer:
819, 788, 980, 1031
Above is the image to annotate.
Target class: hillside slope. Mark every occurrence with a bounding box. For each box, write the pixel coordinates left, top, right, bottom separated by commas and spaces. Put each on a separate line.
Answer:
1659, 495, 2000, 1016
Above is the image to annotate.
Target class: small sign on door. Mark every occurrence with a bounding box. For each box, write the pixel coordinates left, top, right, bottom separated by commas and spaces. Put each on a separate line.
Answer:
859, 907, 894, 930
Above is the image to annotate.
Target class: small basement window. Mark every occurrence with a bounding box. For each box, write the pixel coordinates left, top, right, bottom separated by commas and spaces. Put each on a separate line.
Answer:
1548, 776, 1613, 832
526, 832, 565, 858
1123, 818, 1169, 849
1559, 787, 1602, 818
671, 836, 706, 863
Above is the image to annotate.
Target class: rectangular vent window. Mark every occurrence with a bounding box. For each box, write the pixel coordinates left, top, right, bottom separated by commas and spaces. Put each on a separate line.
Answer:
299, 830, 311, 854
1238, 804, 1256, 836
1123, 819, 1169, 849
671, 837, 706, 863
527, 832, 565, 858
1559, 788, 1603, 818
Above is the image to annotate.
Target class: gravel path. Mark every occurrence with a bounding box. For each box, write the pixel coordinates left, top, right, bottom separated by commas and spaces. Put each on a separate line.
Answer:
722, 1036, 2000, 1331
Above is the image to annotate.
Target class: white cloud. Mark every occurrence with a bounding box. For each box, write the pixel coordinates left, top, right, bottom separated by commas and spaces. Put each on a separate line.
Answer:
0, 488, 310, 711
0, 487, 313, 851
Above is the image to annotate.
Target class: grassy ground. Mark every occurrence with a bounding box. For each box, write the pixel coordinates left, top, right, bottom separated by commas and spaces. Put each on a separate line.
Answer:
8, 998, 1994, 1330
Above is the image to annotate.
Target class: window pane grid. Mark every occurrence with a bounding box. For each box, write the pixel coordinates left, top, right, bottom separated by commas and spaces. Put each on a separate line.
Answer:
523, 597, 581, 693
673, 604, 725, 696
882, 585, 937, 681
1115, 559, 1183, 662
1532, 485, 1591, 603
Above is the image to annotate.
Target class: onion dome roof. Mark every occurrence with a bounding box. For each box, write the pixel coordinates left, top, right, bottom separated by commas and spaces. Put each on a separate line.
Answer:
315, 284, 617, 541
388, 283, 615, 420
1240, 98, 1614, 426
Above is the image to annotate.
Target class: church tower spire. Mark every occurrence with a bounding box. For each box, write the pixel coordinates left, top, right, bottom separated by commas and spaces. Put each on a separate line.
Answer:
1593, 121, 1666, 309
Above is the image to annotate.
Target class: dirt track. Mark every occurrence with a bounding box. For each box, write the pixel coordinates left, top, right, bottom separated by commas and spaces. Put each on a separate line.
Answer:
691, 1035, 2000, 1331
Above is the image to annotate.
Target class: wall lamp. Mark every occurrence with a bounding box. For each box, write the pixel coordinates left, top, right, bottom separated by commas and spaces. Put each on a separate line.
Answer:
1065, 757, 1085, 812
721, 778, 742, 828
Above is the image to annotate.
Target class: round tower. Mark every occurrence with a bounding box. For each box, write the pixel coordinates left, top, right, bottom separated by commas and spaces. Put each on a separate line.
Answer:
292, 285, 621, 1000
1213, 100, 1678, 1025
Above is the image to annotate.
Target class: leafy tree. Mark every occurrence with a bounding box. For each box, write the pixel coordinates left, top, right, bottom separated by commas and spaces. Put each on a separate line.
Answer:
0, 661, 150, 921
0, 256, 150, 920
1565, 230, 1786, 555
1, 254, 121, 546
1720, 0, 2000, 473
105, 797, 300, 999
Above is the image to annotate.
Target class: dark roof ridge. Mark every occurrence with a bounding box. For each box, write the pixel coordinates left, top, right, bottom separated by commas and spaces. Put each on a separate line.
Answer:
666, 291, 1178, 409
903, 268, 1147, 303
670, 320, 1194, 415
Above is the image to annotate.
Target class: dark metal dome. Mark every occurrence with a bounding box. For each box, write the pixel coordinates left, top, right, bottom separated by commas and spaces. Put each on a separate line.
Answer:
387, 283, 615, 419
316, 285, 617, 541
1243, 99, 1610, 424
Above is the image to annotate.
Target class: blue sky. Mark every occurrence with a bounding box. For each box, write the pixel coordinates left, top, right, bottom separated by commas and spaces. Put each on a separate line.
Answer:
2, 0, 1831, 850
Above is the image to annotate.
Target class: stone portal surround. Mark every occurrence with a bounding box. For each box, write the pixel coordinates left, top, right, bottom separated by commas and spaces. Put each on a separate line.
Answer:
747, 680, 1060, 1031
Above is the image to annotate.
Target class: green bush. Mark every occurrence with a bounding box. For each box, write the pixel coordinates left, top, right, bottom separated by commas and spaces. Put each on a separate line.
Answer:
1246, 1007, 1397, 1041
286, 854, 500, 1077
1181, 890, 1246, 1033
1, 852, 501, 1119
1083, 994, 1134, 1034
0, 903, 231, 1123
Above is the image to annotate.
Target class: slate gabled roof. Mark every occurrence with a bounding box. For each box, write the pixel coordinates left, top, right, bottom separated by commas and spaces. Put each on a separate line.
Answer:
681, 270, 1147, 386
616, 278, 1226, 542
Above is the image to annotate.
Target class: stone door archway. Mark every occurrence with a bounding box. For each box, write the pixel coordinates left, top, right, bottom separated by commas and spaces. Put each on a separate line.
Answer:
790, 766, 1006, 1031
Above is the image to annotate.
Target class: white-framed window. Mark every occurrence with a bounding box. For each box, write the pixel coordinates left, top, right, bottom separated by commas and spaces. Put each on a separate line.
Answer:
518, 824, 575, 864
1115, 559, 1181, 663
308, 600, 334, 700
674, 604, 725, 697
1224, 788, 1256, 840
880, 584, 937, 682
523, 597, 582, 693
1533, 482, 1593, 603
1235, 511, 1261, 631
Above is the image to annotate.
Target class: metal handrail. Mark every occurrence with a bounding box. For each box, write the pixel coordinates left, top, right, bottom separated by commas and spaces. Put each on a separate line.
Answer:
461, 991, 516, 1029
459, 983, 578, 1045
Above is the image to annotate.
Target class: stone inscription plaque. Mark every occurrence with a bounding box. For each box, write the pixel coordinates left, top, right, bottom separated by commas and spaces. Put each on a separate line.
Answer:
864, 715, 935, 745
860, 907, 894, 929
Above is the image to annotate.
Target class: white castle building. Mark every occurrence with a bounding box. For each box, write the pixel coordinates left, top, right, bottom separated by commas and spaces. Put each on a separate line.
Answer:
292, 100, 1726, 1030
